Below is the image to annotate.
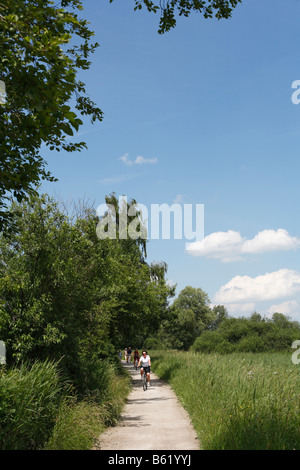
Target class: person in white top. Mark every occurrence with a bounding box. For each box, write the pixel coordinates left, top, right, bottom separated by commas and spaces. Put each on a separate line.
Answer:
138, 350, 151, 385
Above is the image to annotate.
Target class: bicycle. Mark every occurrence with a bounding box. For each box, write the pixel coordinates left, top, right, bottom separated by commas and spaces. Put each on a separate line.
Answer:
141, 367, 150, 391
134, 358, 139, 370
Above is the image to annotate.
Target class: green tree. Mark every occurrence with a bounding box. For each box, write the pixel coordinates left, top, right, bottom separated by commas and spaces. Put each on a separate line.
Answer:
210, 304, 229, 330
159, 286, 215, 350
0, 0, 243, 231
218, 317, 250, 343
119, 0, 242, 34
271, 312, 293, 329
0, 0, 102, 231
0, 195, 93, 374
0, 194, 174, 378
94, 193, 174, 347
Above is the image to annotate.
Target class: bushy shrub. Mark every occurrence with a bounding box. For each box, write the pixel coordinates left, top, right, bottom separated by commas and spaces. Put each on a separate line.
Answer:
235, 334, 266, 352
191, 314, 300, 354
264, 328, 299, 351
144, 337, 166, 350
191, 331, 234, 354
0, 357, 131, 450
218, 318, 250, 343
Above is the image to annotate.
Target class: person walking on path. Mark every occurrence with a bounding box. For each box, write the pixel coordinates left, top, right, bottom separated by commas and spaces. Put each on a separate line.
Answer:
127, 346, 132, 363
133, 348, 140, 368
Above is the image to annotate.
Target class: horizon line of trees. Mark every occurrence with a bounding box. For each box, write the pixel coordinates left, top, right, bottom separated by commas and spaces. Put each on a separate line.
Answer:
0, 192, 299, 390
149, 286, 300, 353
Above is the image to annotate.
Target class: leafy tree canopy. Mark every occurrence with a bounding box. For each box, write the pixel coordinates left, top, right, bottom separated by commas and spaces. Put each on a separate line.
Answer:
0, 0, 242, 231
0, 0, 102, 231
158, 286, 215, 349
115, 0, 242, 34
0, 194, 174, 376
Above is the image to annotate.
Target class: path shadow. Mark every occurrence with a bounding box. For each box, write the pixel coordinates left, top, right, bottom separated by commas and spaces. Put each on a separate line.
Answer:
126, 396, 173, 405
120, 415, 150, 427
130, 375, 166, 387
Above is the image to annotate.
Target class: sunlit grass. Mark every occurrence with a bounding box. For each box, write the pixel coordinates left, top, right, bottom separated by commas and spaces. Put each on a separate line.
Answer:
0, 359, 131, 450
150, 351, 300, 450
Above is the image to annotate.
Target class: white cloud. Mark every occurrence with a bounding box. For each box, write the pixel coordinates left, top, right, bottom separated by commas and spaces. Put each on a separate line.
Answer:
224, 303, 256, 315
241, 229, 300, 254
135, 155, 157, 165
213, 268, 300, 304
186, 230, 245, 262
119, 153, 157, 166
266, 300, 299, 317
186, 229, 300, 262
119, 153, 132, 166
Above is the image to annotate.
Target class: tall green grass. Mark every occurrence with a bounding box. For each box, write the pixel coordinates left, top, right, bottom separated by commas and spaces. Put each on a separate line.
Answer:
46, 360, 131, 450
150, 350, 300, 450
0, 360, 66, 449
0, 358, 131, 450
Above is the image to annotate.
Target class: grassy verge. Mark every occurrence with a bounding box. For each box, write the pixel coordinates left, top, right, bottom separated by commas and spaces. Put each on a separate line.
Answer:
0, 360, 66, 450
150, 350, 300, 450
46, 360, 131, 450
0, 359, 131, 450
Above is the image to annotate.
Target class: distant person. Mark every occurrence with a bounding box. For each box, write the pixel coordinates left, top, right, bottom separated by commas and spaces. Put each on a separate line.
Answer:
118, 350, 122, 360
124, 348, 127, 362
134, 348, 140, 368
138, 350, 151, 386
127, 346, 132, 363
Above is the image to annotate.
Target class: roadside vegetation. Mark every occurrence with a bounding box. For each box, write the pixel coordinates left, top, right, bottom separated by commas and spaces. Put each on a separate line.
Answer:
0, 194, 172, 449
0, 194, 299, 449
0, 358, 130, 450
150, 350, 300, 450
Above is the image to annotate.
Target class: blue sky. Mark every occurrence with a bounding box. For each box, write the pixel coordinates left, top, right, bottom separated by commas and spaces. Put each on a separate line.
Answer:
41, 0, 300, 321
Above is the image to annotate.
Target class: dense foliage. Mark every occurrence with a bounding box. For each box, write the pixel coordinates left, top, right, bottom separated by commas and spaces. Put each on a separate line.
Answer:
0, 0, 243, 232
157, 286, 215, 350
0, 194, 174, 387
0, 358, 130, 450
0, 0, 102, 231
115, 0, 242, 34
191, 312, 300, 353
155, 288, 300, 353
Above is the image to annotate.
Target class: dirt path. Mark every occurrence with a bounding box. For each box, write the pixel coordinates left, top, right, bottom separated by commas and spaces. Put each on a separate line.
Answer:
94, 360, 200, 450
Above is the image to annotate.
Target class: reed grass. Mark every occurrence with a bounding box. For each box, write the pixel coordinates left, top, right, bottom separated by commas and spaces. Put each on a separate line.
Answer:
45, 362, 131, 450
150, 350, 300, 450
0, 360, 66, 449
0, 358, 131, 450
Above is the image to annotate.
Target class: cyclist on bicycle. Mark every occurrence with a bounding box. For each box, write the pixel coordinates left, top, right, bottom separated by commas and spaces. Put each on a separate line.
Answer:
138, 350, 151, 385
133, 348, 140, 367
